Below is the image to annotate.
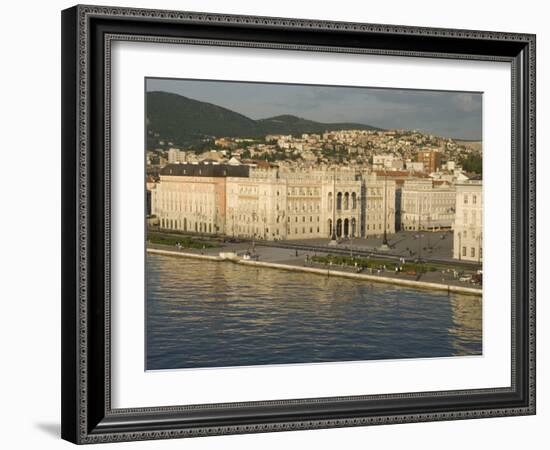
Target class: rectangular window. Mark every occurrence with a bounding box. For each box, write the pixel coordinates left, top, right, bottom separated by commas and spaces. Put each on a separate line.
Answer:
471, 247, 476, 257
462, 246, 467, 256
464, 195, 468, 204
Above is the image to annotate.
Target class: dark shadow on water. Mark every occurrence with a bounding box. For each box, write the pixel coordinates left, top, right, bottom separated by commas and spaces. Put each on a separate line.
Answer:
35, 422, 60, 438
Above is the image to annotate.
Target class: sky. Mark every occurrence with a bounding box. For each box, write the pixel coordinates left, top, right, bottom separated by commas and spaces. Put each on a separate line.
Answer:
146, 78, 482, 140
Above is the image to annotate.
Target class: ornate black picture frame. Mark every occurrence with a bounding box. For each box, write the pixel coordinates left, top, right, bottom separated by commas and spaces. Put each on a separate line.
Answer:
61, 4, 536, 444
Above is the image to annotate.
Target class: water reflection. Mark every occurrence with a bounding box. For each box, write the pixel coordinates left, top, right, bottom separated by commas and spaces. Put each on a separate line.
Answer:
146, 254, 482, 370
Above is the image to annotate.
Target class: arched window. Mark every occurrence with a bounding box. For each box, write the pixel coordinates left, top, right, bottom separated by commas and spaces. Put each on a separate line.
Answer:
328, 192, 333, 211
336, 192, 342, 210
351, 192, 357, 209
344, 192, 350, 210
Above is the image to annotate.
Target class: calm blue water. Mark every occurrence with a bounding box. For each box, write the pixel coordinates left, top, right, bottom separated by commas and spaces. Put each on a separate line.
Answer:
146, 254, 482, 370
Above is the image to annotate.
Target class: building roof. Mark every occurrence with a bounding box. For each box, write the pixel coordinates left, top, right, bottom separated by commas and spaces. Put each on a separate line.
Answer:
254, 160, 278, 169
373, 170, 430, 179
227, 156, 242, 166
464, 172, 483, 181
160, 163, 250, 178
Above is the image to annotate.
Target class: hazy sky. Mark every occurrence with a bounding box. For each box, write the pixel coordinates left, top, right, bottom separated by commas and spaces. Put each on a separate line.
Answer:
146, 78, 482, 140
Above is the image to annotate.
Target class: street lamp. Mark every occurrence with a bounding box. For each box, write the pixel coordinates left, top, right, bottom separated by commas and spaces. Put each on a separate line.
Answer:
251, 211, 257, 252
328, 168, 337, 244
350, 228, 354, 258
382, 170, 389, 246
427, 214, 431, 250
331, 169, 337, 241
458, 231, 462, 261
477, 232, 482, 265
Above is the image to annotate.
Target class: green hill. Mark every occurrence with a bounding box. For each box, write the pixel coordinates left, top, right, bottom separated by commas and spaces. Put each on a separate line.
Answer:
146, 91, 260, 147
146, 91, 380, 147
257, 114, 378, 135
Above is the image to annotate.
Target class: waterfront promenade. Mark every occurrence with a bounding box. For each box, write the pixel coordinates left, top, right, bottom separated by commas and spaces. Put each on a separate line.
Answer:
146, 237, 482, 296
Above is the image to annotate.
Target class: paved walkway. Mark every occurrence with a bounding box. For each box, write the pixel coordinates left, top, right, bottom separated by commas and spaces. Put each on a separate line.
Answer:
286, 230, 456, 261
147, 240, 481, 291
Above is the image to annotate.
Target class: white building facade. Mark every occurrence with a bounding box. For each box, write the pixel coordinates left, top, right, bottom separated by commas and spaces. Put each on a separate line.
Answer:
227, 168, 362, 240
226, 169, 287, 240
167, 148, 187, 164
364, 174, 396, 236
453, 181, 483, 262
400, 179, 456, 231
151, 164, 396, 241
372, 154, 404, 170
151, 163, 249, 235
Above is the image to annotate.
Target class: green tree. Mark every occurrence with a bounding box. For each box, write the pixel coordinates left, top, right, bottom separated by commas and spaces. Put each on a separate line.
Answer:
461, 153, 482, 175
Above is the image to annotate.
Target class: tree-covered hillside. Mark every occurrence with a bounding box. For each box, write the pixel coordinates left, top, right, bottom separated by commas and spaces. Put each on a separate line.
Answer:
146, 91, 380, 148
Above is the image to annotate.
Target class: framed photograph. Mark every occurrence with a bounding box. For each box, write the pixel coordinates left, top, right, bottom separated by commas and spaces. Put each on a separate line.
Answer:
61, 5, 536, 444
